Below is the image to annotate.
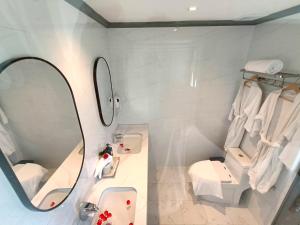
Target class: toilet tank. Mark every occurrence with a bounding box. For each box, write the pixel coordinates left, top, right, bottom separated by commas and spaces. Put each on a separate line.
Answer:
224, 148, 251, 182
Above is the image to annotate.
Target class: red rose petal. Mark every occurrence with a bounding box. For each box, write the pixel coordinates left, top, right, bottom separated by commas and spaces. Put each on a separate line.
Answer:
103, 153, 109, 159
100, 214, 106, 220
126, 200, 131, 205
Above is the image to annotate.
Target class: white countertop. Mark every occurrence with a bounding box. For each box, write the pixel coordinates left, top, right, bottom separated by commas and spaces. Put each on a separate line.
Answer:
87, 124, 149, 225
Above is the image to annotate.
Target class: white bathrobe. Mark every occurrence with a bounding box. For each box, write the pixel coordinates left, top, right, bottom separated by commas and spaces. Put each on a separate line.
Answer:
0, 123, 16, 156
0, 107, 15, 156
224, 81, 262, 150
279, 122, 300, 172
248, 90, 300, 193
279, 96, 300, 172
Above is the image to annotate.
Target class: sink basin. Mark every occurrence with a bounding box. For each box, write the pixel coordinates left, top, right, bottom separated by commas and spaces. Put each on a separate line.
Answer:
117, 133, 142, 154
38, 188, 71, 209
93, 187, 137, 225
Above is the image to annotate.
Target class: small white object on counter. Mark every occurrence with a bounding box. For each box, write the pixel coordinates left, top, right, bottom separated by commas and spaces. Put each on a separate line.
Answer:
94, 155, 113, 180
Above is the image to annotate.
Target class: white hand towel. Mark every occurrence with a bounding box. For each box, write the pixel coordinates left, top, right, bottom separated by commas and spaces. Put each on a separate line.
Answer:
244, 60, 284, 74
188, 160, 223, 199
94, 155, 113, 179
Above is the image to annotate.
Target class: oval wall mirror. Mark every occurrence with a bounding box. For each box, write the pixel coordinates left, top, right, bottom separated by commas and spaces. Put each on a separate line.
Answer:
93, 57, 114, 127
0, 57, 84, 211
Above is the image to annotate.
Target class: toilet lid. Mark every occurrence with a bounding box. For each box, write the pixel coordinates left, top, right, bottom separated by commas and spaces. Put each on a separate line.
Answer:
212, 161, 233, 183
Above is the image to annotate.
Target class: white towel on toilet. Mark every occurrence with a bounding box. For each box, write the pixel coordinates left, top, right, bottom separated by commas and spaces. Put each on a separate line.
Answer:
188, 160, 223, 199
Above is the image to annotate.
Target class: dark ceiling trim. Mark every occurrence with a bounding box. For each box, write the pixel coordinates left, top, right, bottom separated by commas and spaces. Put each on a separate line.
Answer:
253, 4, 300, 24
64, 1, 300, 28
108, 20, 256, 28
64, 0, 109, 27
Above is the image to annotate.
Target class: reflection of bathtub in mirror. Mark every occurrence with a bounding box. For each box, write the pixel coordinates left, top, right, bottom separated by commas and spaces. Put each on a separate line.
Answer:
31, 141, 83, 207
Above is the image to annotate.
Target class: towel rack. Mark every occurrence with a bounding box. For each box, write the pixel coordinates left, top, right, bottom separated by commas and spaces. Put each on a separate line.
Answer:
241, 69, 300, 88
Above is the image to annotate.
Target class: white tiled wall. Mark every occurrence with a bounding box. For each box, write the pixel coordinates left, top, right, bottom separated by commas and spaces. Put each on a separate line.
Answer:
243, 14, 300, 225
107, 27, 255, 168
1, 1, 300, 225
0, 1, 117, 224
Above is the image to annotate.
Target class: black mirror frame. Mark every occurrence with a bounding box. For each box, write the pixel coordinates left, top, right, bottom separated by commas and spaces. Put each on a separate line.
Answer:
93, 57, 114, 127
0, 56, 85, 212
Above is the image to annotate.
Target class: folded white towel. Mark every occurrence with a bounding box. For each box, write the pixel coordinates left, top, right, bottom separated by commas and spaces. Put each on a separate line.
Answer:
188, 160, 223, 199
244, 60, 284, 74
94, 154, 113, 180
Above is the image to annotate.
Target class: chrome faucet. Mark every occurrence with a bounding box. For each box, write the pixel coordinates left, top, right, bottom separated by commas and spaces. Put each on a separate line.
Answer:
79, 202, 99, 221
112, 133, 123, 143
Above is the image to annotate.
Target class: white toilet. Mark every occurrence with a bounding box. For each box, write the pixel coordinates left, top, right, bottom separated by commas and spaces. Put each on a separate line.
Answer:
189, 147, 251, 206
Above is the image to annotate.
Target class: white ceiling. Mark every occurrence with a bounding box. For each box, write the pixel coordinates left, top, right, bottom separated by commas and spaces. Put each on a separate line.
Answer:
84, 0, 300, 22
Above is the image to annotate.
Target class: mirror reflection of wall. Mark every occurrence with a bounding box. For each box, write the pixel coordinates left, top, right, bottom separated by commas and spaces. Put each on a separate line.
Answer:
94, 57, 114, 127
0, 57, 84, 210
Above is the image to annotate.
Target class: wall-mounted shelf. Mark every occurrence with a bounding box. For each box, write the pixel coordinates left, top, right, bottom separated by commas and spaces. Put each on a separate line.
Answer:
241, 69, 300, 88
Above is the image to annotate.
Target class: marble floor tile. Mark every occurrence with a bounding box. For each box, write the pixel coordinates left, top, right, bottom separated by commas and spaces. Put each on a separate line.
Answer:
149, 168, 158, 183
225, 207, 258, 225
156, 182, 193, 201
182, 201, 208, 224
148, 182, 159, 201
201, 202, 233, 225
158, 200, 186, 225
148, 201, 160, 224
156, 166, 190, 183
148, 166, 259, 225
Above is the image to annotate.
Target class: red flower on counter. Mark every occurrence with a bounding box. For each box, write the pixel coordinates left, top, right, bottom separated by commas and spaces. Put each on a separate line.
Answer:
98, 210, 112, 223
103, 153, 109, 159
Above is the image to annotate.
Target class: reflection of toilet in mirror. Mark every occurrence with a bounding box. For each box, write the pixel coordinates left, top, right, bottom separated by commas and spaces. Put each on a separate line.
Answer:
2, 140, 84, 209
0, 105, 49, 201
